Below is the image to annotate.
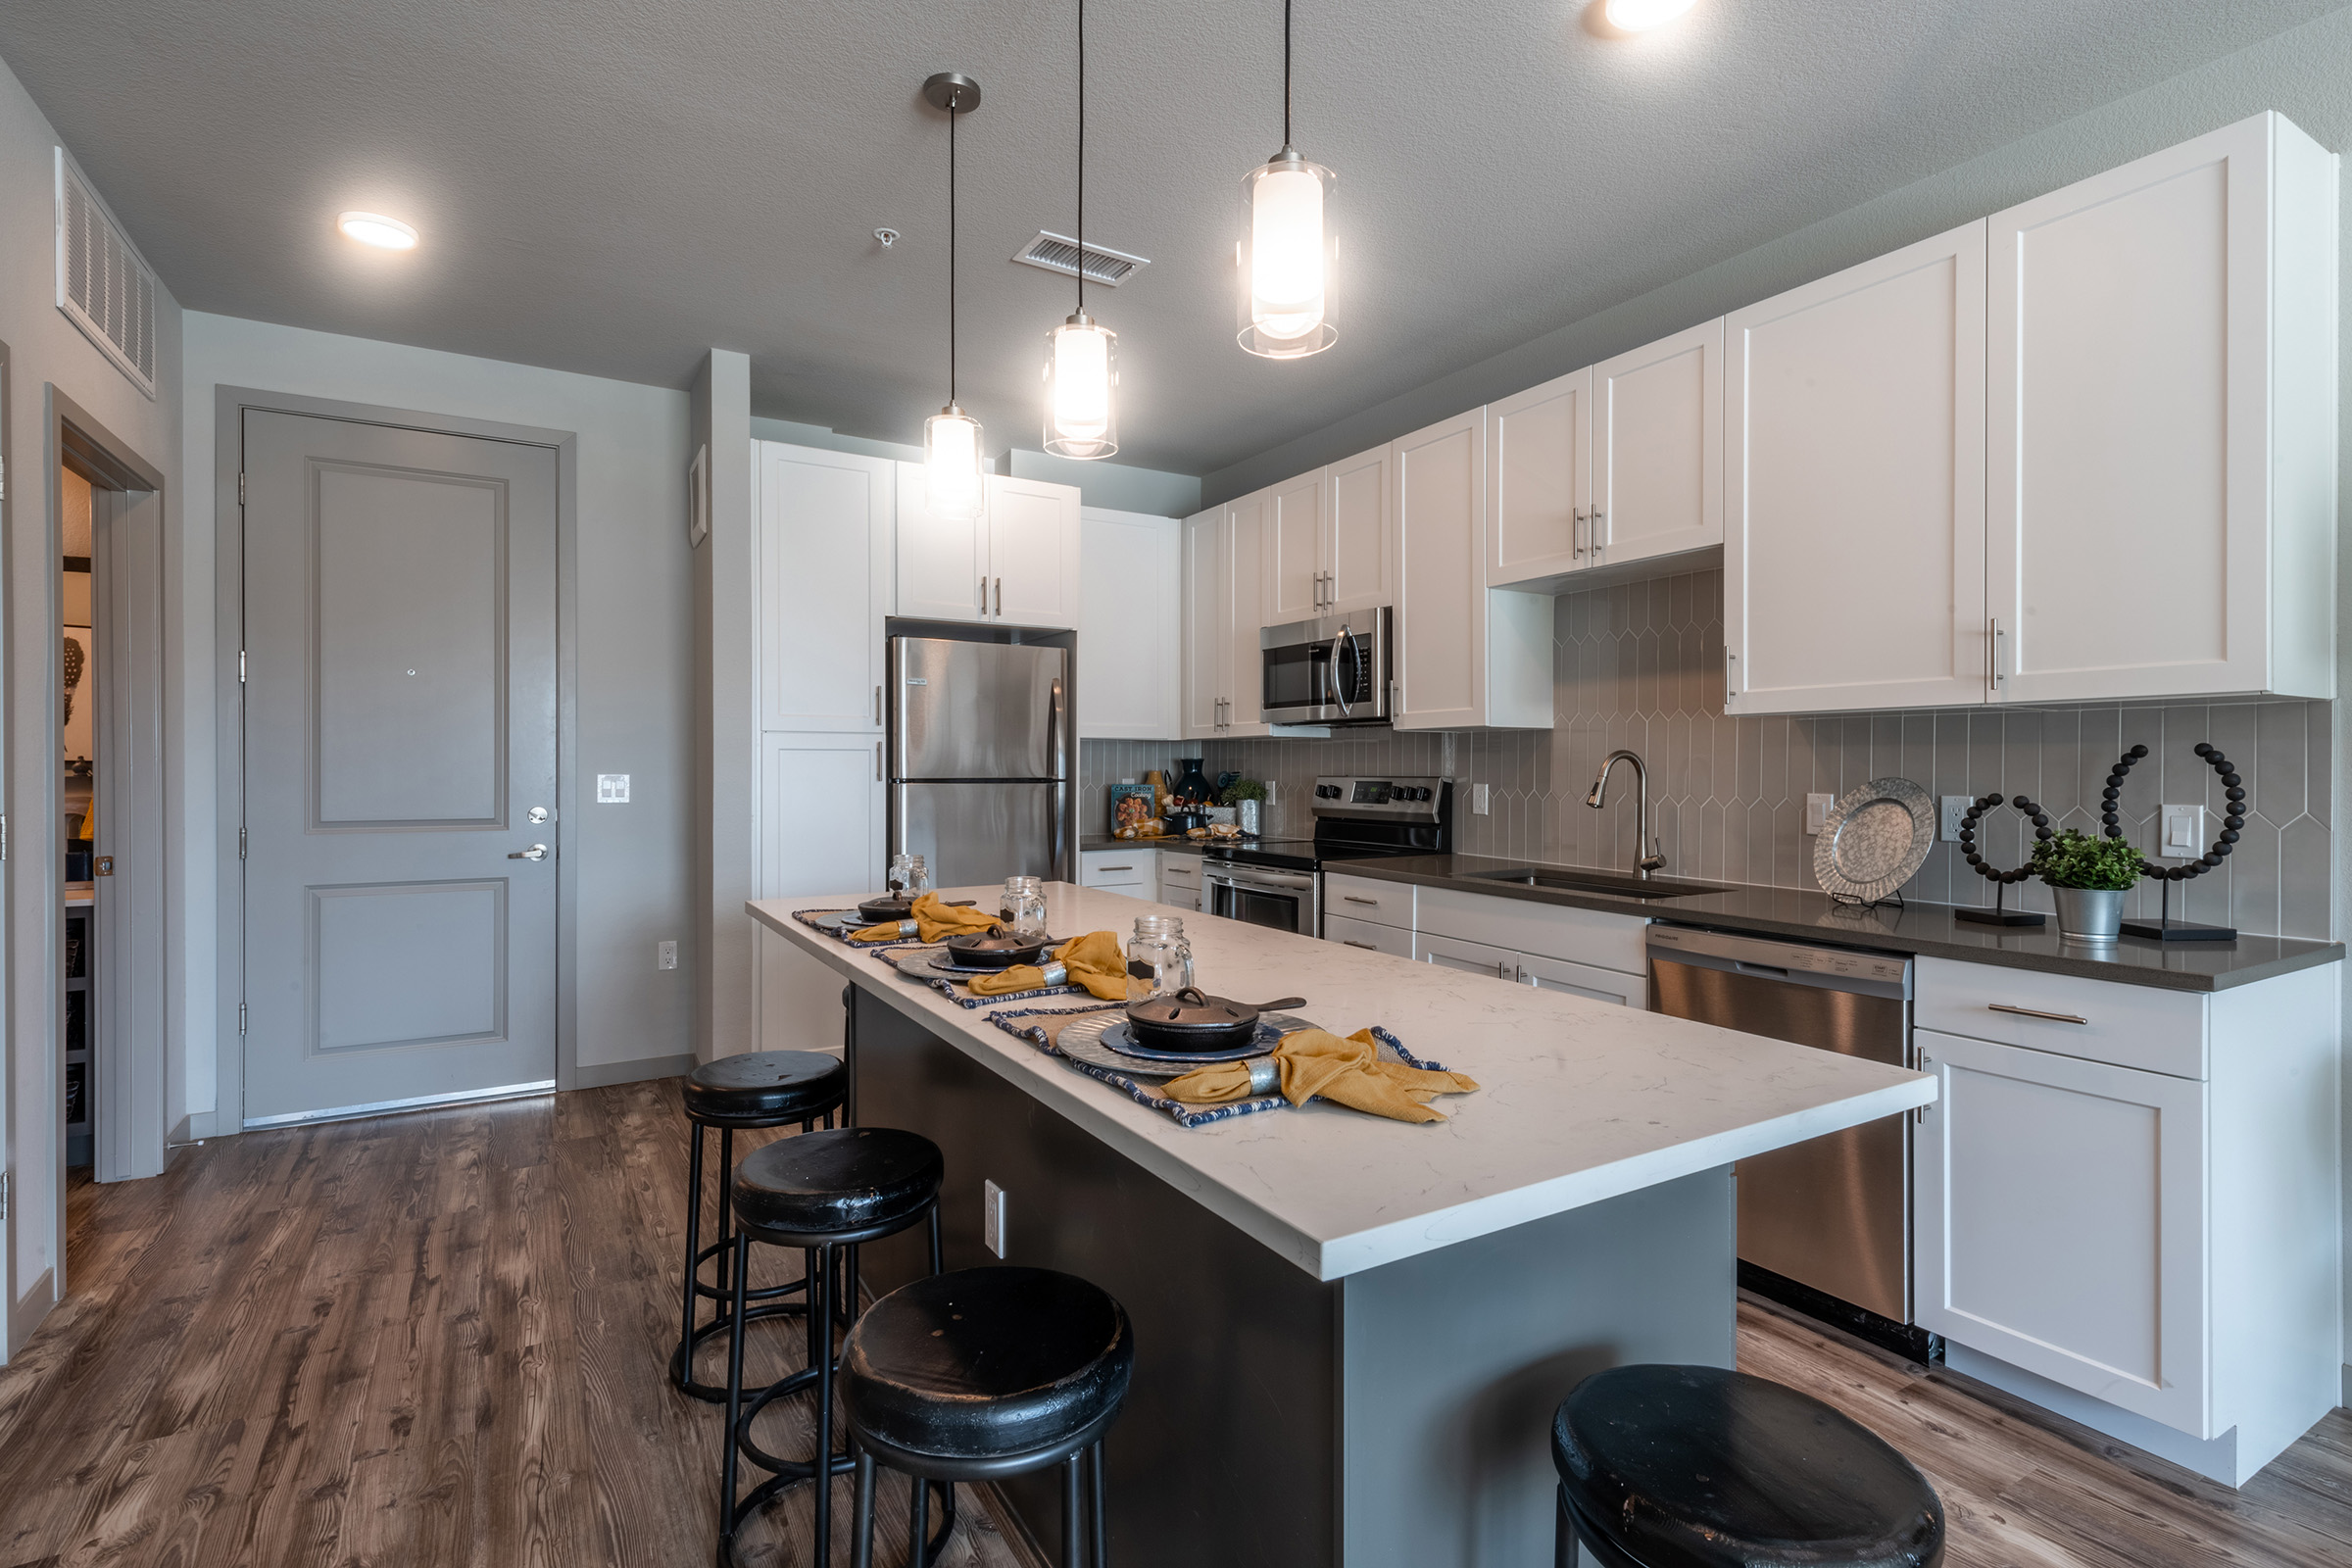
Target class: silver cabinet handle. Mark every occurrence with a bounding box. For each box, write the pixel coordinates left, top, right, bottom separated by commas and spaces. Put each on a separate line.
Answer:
1987, 1003, 2088, 1025
1591, 507, 1606, 553
1097, 864, 1134, 872
874, 684, 882, 725
1342, 940, 1377, 950
980, 575, 989, 613
1497, 960, 1514, 979
995, 577, 1003, 615
508, 843, 549, 861
875, 741, 883, 780
1574, 507, 1588, 557
1342, 895, 1379, 906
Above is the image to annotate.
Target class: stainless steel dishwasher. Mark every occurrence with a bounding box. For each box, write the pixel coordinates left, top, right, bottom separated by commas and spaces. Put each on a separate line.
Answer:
1647, 923, 1914, 1329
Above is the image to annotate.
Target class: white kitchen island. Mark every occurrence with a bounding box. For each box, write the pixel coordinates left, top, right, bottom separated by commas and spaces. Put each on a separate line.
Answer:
751, 885, 1935, 1568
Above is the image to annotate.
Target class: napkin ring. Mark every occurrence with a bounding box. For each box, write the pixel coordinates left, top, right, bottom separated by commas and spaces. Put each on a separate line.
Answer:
1248, 1056, 1282, 1095
1039, 962, 1069, 987
894, 919, 920, 938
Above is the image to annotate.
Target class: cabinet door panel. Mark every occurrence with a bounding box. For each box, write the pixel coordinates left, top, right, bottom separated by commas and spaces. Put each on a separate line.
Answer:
1414, 930, 1519, 983
1079, 509, 1181, 740
1488, 368, 1591, 585
1225, 490, 1270, 734
1988, 119, 2268, 703
1594, 318, 1722, 568
1392, 410, 1488, 729
1180, 508, 1223, 738
759, 732, 888, 1054
988, 475, 1080, 629
1914, 1027, 2210, 1436
1726, 222, 1988, 713
1515, 952, 1645, 1008
1263, 469, 1326, 623
1326, 443, 1393, 612
896, 462, 991, 623
760, 444, 892, 732
1324, 910, 1412, 958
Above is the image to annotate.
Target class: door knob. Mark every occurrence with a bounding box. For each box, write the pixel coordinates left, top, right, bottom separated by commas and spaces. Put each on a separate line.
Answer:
508, 843, 549, 861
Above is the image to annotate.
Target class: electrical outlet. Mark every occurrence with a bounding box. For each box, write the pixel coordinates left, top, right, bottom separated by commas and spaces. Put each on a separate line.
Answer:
1939, 796, 1971, 843
2160, 804, 2206, 858
656, 940, 678, 970
1805, 793, 1835, 836
982, 1179, 1006, 1258
1472, 783, 1492, 815
596, 773, 631, 804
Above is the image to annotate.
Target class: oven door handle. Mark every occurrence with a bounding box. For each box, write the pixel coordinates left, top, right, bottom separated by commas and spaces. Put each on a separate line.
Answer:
1204, 866, 1316, 894
1329, 624, 1356, 717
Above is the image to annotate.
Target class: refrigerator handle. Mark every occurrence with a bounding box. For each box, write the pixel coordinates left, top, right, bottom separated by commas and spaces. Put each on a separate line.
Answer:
1051, 673, 1071, 880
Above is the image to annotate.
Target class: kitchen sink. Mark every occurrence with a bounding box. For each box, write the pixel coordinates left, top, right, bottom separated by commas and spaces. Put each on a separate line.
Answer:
1464, 867, 1732, 901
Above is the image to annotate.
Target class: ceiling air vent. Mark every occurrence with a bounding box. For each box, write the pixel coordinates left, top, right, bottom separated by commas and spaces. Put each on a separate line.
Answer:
55, 148, 158, 399
1010, 231, 1150, 288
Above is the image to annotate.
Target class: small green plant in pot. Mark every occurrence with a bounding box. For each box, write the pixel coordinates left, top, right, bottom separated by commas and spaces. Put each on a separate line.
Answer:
1221, 778, 1268, 837
2030, 828, 2142, 942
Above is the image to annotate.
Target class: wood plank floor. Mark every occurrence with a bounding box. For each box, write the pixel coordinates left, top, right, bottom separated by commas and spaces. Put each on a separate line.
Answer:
0, 1080, 2345, 1567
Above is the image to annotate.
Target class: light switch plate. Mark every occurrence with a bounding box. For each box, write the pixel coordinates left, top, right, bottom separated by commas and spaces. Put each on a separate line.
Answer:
1939, 796, 1971, 843
1472, 783, 1492, 816
596, 773, 631, 804
1805, 793, 1835, 836
2161, 804, 2206, 858
982, 1179, 1006, 1258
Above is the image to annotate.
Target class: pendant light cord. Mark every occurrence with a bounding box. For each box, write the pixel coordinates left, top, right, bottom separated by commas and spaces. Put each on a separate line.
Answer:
949, 92, 958, 403
1284, 0, 1293, 149
1076, 0, 1086, 315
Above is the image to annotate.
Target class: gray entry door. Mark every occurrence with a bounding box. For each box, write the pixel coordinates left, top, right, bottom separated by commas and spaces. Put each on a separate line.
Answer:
241, 411, 559, 1126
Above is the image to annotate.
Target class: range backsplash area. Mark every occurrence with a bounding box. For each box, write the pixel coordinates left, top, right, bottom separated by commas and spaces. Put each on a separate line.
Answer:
1080, 566, 2332, 940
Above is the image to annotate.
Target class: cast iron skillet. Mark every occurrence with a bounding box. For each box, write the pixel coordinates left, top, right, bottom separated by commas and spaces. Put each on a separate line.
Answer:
1124, 987, 1307, 1054
942, 925, 1053, 971
857, 894, 976, 922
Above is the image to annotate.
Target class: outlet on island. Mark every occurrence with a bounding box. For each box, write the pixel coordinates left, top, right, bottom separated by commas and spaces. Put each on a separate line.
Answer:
983, 1178, 1006, 1257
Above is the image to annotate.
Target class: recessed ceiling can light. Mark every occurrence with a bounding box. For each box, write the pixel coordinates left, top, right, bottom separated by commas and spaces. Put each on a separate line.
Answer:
1603, 0, 1698, 31
338, 212, 417, 249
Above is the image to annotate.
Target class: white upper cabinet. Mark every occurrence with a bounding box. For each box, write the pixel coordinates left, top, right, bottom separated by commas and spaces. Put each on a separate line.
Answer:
1179, 497, 1269, 739
1592, 318, 1723, 570
1987, 111, 2336, 705
758, 443, 894, 733
1180, 506, 1224, 739
1488, 368, 1592, 586
1263, 468, 1326, 623
1725, 220, 1990, 714
1326, 443, 1394, 613
1223, 489, 1270, 735
895, 466, 1082, 629
1078, 508, 1181, 741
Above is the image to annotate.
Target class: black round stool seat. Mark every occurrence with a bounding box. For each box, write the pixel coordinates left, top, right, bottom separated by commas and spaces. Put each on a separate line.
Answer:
1552, 1365, 1943, 1568
682, 1050, 848, 1128
843, 1266, 1133, 1464
732, 1127, 944, 1244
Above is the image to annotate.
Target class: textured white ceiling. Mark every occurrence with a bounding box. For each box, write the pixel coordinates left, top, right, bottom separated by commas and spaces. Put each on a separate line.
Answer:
6, 0, 2342, 473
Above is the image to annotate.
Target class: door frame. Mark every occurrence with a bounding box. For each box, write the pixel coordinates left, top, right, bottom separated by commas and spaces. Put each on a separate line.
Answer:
211, 386, 581, 1131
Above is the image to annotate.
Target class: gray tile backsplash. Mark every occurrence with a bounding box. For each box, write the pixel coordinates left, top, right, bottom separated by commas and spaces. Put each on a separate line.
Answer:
1079, 566, 2332, 939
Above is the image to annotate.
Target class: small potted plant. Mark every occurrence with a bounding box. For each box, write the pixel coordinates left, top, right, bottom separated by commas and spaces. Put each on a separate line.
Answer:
1221, 778, 1268, 837
2031, 829, 2142, 943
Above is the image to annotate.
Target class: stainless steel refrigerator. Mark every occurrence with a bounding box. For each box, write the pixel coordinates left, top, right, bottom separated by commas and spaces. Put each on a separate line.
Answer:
889, 637, 1071, 888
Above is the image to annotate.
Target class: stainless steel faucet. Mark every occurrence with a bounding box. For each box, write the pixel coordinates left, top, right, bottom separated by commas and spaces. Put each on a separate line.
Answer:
1587, 750, 1667, 877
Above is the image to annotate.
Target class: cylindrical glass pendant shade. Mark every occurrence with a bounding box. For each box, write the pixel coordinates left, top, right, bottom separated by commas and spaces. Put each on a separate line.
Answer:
923, 406, 985, 519
1044, 316, 1118, 460
1238, 151, 1337, 359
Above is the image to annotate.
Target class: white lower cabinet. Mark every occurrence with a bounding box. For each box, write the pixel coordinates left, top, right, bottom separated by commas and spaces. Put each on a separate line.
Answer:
1080, 848, 1156, 897
1322, 910, 1411, 958
759, 733, 887, 1055
1331, 880, 1650, 1004
1416, 930, 1520, 982
1516, 951, 1646, 1009
1157, 853, 1202, 911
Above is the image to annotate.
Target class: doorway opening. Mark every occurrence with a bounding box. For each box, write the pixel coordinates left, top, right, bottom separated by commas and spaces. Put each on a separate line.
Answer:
61, 469, 94, 1170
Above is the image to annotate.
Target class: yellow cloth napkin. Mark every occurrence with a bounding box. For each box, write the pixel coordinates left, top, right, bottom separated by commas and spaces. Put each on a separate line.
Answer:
1163, 1027, 1480, 1124
967, 931, 1130, 1001
850, 891, 1002, 945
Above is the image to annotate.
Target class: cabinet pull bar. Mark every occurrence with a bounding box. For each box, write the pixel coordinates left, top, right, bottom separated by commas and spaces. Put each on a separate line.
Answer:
995, 577, 1003, 615
875, 741, 883, 781
874, 685, 882, 725
980, 575, 989, 613
1573, 507, 1588, 558
1342, 896, 1379, 906
1987, 1003, 2087, 1025
1342, 940, 1377, 951
1097, 864, 1133, 872
1592, 507, 1605, 552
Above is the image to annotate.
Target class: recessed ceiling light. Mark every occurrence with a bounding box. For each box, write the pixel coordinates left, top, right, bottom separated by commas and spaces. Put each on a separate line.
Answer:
337, 212, 417, 250
1603, 0, 1698, 32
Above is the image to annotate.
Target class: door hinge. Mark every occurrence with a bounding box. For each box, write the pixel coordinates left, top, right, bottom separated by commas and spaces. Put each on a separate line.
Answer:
237, 471, 248, 506
2, 813, 8, 861
239, 650, 247, 683
0, 1171, 9, 1221
239, 826, 248, 859
238, 1003, 248, 1035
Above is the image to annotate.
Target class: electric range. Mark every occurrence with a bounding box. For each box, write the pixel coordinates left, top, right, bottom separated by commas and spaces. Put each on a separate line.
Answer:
1199, 776, 1451, 935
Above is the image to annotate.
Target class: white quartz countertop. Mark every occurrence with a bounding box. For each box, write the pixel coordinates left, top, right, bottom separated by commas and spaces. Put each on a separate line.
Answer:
750, 885, 1936, 1281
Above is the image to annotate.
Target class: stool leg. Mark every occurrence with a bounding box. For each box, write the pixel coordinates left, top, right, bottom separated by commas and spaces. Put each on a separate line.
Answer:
852, 1446, 877, 1568
906, 1456, 928, 1568
714, 1126, 736, 1330
675, 1121, 706, 1391
842, 1243, 861, 1325
1554, 1484, 1573, 1568
812, 1245, 836, 1568
1089, 1441, 1107, 1568
927, 1203, 943, 1275
1061, 1453, 1084, 1568
844, 984, 858, 1126
719, 1229, 752, 1548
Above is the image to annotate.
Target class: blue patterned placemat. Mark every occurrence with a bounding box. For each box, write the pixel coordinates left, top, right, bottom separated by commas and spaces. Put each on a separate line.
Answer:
793, 907, 937, 947
987, 1005, 1445, 1129
874, 947, 1089, 1008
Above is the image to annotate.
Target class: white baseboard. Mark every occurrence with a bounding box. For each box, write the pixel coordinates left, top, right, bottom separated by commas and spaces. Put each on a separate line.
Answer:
7, 1268, 56, 1359
573, 1053, 696, 1090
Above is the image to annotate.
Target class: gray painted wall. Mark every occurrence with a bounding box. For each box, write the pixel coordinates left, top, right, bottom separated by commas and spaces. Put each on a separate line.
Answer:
179, 313, 696, 1096
0, 49, 184, 1344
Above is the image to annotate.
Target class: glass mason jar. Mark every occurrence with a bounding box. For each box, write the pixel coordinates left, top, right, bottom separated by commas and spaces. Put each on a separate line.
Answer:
905, 855, 933, 894
886, 853, 915, 894
1126, 915, 1194, 1002
1001, 875, 1049, 939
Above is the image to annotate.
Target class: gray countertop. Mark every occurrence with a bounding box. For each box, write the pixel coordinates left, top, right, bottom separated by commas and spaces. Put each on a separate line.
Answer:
1324, 853, 2342, 993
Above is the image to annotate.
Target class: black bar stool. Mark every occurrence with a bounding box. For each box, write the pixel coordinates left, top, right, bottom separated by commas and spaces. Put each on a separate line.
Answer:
842, 1266, 1134, 1568
672, 1049, 850, 1402
1550, 1363, 1945, 1568
721, 1126, 947, 1567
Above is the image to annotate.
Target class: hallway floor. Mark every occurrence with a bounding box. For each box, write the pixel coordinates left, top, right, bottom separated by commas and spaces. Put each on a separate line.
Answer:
1, 1081, 2345, 1567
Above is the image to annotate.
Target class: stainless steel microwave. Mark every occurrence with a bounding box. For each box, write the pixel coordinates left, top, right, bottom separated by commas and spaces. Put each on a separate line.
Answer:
1260, 608, 1392, 726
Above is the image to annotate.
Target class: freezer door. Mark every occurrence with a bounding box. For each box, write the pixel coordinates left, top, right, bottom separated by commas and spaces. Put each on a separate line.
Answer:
894, 638, 1067, 780
893, 782, 1067, 887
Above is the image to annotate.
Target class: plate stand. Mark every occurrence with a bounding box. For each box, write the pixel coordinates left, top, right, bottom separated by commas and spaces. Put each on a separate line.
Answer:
1954, 883, 2045, 927
2120, 879, 2235, 943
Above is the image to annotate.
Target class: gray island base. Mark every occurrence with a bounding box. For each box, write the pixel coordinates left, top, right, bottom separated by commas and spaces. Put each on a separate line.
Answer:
753, 886, 1932, 1568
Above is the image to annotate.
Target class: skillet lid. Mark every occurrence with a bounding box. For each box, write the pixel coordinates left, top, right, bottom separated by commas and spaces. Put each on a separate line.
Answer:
944, 925, 1048, 956
1126, 987, 1256, 1031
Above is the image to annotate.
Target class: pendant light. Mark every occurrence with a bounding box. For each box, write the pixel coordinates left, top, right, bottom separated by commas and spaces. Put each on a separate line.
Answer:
1237, 0, 1337, 359
922, 72, 986, 519
1043, 0, 1119, 459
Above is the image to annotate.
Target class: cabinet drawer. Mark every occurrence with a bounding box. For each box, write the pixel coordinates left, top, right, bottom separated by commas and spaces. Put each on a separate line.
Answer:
1415, 930, 1521, 983
1915, 956, 2207, 1080
1415, 885, 1646, 972
1517, 952, 1646, 1009
1323, 912, 1413, 959
1158, 856, 1202, 887
1081, 849, 1155, 890
1324, 873, 1413, 929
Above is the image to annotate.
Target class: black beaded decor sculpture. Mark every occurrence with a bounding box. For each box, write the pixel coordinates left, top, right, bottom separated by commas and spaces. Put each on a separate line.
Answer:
2103, 743, 2239, 943
1953, 792, 2054, 927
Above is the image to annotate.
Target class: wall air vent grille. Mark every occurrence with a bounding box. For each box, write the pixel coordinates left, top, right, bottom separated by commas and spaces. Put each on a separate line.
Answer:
1010, 231, 1149, 287
56, 148, 158, 398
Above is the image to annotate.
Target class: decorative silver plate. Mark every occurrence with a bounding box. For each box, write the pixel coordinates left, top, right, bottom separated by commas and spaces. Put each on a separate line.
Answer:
1813, 777, 1935, 905
892, 946, 1066, 982
808, 910, 880, 935
1055, 1011, 1313, 1079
